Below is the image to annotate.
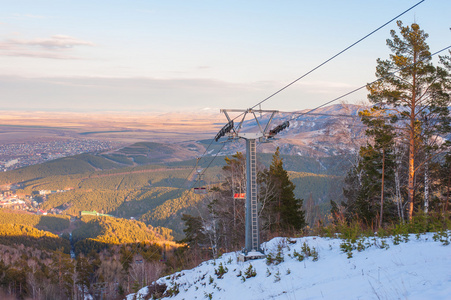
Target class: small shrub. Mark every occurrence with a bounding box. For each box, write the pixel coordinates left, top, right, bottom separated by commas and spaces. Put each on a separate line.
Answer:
292, 249, 304, 262
433, 230, 450, 246
146, 282, 167, 299
266, 245, 284, 266
214, 263, 228, 279
165, 282, 180, 297
312, 249, 319, 261
275, 249, 284, 264
377, 227, 389, 238
393, 234, 402, 245
266, 253, 274, 265
340, 240, 355, 259
337, 220, 365, 242
408, 213, 429, 234
244, 264, 257, 278
292, 242, 318, 262
356, 237, 368, 251
402, 233, 410, 243
380, 239, 389, 249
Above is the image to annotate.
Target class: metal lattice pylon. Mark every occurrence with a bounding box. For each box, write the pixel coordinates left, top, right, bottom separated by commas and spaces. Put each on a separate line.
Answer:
217, 108, 289, 255
245, 138, 260, 252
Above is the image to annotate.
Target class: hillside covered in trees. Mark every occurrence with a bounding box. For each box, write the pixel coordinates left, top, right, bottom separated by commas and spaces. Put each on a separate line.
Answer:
0, 209, 181, 299
0, 144, 346, 238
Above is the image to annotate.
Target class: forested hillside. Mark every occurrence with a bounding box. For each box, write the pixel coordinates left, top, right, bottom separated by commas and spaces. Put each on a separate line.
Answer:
0, 223, 70, 252
0, 209, 70, 231
72, 215, 177, 254
0, 148, 347, 238
0, 210, 180, 299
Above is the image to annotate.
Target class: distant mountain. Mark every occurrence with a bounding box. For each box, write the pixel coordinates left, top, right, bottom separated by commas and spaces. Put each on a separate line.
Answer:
92, 104, 367, 165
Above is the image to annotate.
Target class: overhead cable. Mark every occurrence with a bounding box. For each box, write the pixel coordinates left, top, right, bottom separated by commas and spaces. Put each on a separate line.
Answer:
249, 0, 425, 110
200, 0, 426, 169
283, 45, 451, 123
177, 0, 428, 196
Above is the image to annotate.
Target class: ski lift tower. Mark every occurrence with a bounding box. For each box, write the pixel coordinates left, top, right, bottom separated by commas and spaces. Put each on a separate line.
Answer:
215, 108, 289, 260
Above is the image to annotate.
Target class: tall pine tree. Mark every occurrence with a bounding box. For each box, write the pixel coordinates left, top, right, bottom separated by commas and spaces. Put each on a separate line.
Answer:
367, 21, 450, 220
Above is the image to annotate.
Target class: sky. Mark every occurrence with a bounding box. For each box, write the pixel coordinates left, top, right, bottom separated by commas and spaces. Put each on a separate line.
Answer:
0, 0, 450, 113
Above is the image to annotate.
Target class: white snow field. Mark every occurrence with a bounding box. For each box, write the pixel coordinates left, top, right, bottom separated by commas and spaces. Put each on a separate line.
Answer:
127, 232, 451, 300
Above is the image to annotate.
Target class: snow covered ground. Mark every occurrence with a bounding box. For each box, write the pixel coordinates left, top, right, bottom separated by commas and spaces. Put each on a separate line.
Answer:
127, 232, 451, 300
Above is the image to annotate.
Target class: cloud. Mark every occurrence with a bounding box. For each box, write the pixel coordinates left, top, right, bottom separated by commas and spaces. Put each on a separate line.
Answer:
12, 13, 47, 19
0, 35, 94, 59
0, 51, 80, 60
7, 35, 94, 49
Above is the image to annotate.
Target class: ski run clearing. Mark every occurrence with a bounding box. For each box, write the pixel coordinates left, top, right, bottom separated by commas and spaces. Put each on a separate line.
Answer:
127, 232, 451, 300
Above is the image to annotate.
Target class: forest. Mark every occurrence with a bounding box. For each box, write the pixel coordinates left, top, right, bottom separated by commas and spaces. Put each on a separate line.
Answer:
0, 210, 181, 299
0, 147, 342, 239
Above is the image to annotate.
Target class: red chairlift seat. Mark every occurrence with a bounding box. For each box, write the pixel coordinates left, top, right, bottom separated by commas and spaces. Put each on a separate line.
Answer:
233, 193, 246, 199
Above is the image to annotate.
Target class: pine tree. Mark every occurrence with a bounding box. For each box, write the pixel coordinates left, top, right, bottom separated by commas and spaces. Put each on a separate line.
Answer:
359, 107, 397, 227
76, 255, 93, 299
261, 148, 306, 233
367, 21, 450, 220
51, 249, 74, 299
181, 214, 206, 248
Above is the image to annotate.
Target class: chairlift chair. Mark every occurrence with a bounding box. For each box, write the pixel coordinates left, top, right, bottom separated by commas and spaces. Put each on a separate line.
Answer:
233, 192, 246, 199
193, 187, 207, 194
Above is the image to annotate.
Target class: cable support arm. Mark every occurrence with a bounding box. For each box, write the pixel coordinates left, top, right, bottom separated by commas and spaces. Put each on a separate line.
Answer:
268, 121, 290, 137
214, 120, 234, 142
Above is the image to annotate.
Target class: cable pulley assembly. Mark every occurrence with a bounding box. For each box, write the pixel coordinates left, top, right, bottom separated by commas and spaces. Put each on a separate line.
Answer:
269, 121, 290, 137
214, 120, 234, 142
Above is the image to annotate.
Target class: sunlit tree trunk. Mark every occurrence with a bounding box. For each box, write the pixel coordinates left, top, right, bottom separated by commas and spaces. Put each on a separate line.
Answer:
379, 149, 385, 228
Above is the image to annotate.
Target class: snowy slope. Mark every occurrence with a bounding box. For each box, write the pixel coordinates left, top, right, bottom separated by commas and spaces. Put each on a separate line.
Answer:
127, 233, 451, 300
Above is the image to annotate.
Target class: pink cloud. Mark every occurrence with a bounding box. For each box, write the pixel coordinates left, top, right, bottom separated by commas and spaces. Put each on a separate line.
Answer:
7, 35, 94, 49
0, 35, 94, 59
